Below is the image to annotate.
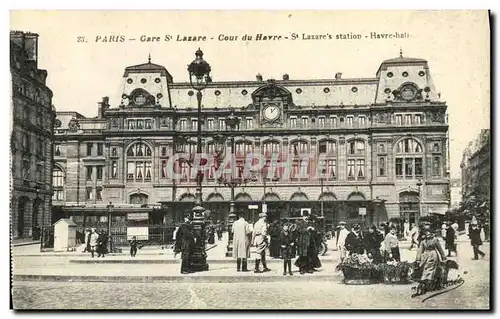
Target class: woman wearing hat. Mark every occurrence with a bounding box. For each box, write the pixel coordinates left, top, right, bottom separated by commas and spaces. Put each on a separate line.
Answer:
415, 228, 447, 289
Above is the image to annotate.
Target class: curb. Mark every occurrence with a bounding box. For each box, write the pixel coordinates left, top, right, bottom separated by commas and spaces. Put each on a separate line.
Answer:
13, 274, 341, 284
11, 241, 40, 248
68, 259, 338, 264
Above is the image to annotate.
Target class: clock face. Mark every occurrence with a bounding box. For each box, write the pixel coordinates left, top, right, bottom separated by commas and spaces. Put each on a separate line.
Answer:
263, 104, 280, 121
400, 84, 417, 101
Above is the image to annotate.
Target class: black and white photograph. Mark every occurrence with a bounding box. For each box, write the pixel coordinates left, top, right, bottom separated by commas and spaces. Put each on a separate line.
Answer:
9, 10, 491, 310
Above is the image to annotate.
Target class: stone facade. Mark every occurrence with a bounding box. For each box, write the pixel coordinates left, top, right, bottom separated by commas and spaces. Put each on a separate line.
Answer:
10, 31, 55, 238
53, 53, 450, 227
460, 129, 490, 210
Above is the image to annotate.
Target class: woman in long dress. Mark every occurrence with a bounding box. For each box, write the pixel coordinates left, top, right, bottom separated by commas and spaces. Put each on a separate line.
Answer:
415, 229, 447, 289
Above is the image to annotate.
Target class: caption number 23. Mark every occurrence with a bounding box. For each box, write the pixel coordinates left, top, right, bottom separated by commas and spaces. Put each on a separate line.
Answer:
77, 36, 87, 43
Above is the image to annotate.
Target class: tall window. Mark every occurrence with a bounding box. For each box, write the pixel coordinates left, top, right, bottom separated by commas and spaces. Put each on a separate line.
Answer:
97, 143, 104, 156
378, 157, 386, 176
395, 138, 423, 179
347, 159, 355, 180
96, 187, 103, 201
395, 114, 402, 125
218, 118, 226, 130
290, 117, 297, 128
330, 116, 338, 127
111, 161, 118, 179
161, 160, 167, 178
301, 117, 309, 127
96, 166, 103, 180
86, 143, 93, 156
86, 187, 93, 200
415, 114, 422, 125
126, 142, 152, 183
207, 119, 214, 130
359, 116, 366, 126
327, 159, 337, 180
432, 156, 441, 177
191, 119, 198, 131
179, 119, 187, 131
405, 114, 412, 125
347, 116, 354, 126
55, 144, 61, 156
52, 167, 64, 201
86, 166, 93, 181
318, 117, 326, 128
357, 159, 365, 179
246, 118, 253, 129
300, 160, 308, 179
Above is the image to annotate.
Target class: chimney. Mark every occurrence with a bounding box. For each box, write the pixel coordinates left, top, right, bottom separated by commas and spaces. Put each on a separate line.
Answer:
282, 73, 290, 81
256, 73, 263, 81
335, 72, 342, 80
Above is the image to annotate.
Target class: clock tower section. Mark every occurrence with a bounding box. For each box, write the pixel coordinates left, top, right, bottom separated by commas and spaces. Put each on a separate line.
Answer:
253, 80, 292, 129
120, 56, 174, 108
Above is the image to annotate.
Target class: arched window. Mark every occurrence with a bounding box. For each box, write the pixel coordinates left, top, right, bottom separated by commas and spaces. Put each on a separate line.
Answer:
126, 142, 152, 182
395, 138, 423, 179
52, 167, 64, 200
346, 139, 366, 181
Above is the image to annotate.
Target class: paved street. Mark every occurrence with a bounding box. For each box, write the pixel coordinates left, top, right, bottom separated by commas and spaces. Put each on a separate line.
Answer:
11, 239, 490, 309
12, 276, 489, 310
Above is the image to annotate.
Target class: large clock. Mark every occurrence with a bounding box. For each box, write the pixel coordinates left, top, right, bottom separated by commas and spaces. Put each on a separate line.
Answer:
263, 104, 281, 122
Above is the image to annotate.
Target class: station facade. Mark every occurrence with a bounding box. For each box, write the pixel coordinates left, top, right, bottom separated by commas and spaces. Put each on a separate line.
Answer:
53, 53, 450, 233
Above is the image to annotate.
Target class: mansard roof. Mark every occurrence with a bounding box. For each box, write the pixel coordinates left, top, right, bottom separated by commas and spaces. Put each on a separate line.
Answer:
123, 61, 173, 81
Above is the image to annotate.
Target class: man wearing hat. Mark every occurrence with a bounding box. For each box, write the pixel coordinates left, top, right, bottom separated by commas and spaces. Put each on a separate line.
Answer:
345, 224, 365, 255
175, 214, 195, 274
337, 221, 350, 261
470, 220, 485, 260
252, 212, 271, 273
232, 214, 252, 272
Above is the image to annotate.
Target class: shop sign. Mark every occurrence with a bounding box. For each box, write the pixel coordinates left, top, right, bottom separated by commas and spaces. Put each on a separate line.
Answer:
127, 212, 149, 220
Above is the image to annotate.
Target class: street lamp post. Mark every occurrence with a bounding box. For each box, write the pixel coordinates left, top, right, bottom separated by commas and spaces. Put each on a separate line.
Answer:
320, 169, 326, 217
187, 48, 211, 272
107, 202, 113, 253
223, 112, 241, 257
416, 179, 423, 226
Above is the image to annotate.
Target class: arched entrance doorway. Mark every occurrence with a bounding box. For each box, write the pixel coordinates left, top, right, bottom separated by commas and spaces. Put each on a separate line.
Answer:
399, 191, 420, 225
234, 192, 253, 222
289, 192, 309, 218
263, 193, 282, 222
319, 192, 337, 229
205, 193, 225, 223
176, 193, 196, 222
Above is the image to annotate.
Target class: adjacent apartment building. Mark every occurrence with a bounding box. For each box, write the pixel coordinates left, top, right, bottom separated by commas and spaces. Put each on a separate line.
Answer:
10, 31, 55, 239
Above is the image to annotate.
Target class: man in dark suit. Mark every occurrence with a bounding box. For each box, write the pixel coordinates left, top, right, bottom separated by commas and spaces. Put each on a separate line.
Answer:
470, 222, 485, 260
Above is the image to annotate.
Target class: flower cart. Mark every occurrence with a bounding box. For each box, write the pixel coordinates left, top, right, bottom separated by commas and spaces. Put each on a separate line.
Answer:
336, 254, 412, 285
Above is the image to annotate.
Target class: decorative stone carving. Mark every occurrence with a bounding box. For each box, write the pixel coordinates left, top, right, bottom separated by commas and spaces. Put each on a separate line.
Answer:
339, 136, 346, 145
68, 118, 80, 132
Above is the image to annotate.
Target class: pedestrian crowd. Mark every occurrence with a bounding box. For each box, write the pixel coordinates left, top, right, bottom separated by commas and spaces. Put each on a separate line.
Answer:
83, 228, 109, 258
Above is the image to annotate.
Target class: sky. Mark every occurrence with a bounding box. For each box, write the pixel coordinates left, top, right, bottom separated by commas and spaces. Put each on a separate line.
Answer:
9, 10, 490, 178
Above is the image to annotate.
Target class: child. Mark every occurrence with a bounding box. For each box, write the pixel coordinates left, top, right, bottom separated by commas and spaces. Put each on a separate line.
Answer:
130, 236, 138, 257
280, 223, 296, 276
